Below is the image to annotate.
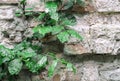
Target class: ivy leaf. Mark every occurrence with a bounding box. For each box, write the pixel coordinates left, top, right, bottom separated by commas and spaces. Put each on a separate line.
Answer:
67, 63, 76, 73
37, 13, 46, 21
57, 31, 69, 43
33, 26, 40, 33
0, 45, 15, 62
38, 26, 52, 36
15, 13, 22, 17
61, 0, 74, 10
50, 13, 58, 21
60, 58, 68, 65
48, 60, 58, 77
37, 56, 47, 68
52, 26, 64, 34
60, 14, 76, 27
67, 30, 83, 40
77, 0, 86, 7
20, 0, 26, 4
61, 18, 76, 26
18, 48, 36, 59
25, 12, 33, 16
8, 59, 23, 75
25, 61, 38, 73
25, 56, 47, 73
25, 8, 33, 11
0, 58, 3, 65
45, 1, 58, 21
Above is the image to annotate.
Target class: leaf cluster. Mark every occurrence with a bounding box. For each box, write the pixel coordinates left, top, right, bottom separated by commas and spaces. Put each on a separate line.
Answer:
0, 41, 76, 79
0, 0, 85, 80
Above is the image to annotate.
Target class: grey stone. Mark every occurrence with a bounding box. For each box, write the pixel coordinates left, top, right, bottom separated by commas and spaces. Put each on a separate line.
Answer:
26, 0, 45, 12
14, 18, 28, 31
64, 43, 91, 55
64, 13, 120, 55
100, 69, 120, 81
14, 32, 22, 43
91, 24, 120, 55
81, 61, 100, 81
0, 0, 18, 4
23, 28, 33, 38
0, 6, 15, 19
92, 0, 120, 12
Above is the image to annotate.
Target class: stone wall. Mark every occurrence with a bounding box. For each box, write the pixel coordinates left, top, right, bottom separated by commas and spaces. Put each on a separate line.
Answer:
0, 0, 120, 81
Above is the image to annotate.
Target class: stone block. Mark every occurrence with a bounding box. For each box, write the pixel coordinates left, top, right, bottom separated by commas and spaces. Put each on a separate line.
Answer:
0, 0, 18, 4
100, 69, 120, 81
64, 13, 120, 55
81, 61, 100, 81
91, 24, 120, 55
92, 0, 120, 12
26, 0, 45, 12
64, 44, 91, 55
0, 6, 15, 19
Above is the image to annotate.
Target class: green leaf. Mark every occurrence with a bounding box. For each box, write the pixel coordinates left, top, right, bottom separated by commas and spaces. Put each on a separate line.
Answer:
52, 26, 64, 34
8, 59, 23, 75
0, 58, 3, 65
25, 61, 38, 73
48, 60, 58, 77
45, 1, 57, 13
61, 18, 76, 26
61, 0, 74, 9
15, 13, 22, 17
0, 45, 15, 62
33, 26, 40, 33
37, 56, 47, 68
50, 13, 58, 21
38, 26, 52, 36
26, 56, 47, 73
60, 14, 76, 27
67, 30, 83, 40
25, 12, 33, 16
37, 13, 46, 20
18, 48, 36, 59
77, 0, 85, 7
25, 8, 33, 11
20, 0, 26, 4
45, 1, 58, 21
33, 26, 53, 36
57, 31, 69, 43
15, 10, 22, 17
60, 58, 68, 65
67, 63, 76, 73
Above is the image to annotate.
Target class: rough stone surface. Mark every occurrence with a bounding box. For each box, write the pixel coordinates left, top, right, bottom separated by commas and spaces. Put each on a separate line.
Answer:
64, 43, 91, 55
0, 0, 18, 4
91, 24, 120, 55
0, 6, 15, 19
81, 61, 99, 81
26, 0, 45, 12
0, 0, 120, 81
64, 13, 120, 55
92, 0, 120, 12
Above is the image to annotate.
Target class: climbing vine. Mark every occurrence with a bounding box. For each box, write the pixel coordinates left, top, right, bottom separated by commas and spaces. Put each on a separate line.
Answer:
0, 0, 84, 80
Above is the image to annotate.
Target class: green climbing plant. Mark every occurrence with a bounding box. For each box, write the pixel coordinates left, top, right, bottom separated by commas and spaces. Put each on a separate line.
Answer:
0, 0, 84, 80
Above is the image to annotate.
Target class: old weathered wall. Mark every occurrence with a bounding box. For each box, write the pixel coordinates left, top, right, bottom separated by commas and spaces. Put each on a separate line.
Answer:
0, 0, 120, 81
